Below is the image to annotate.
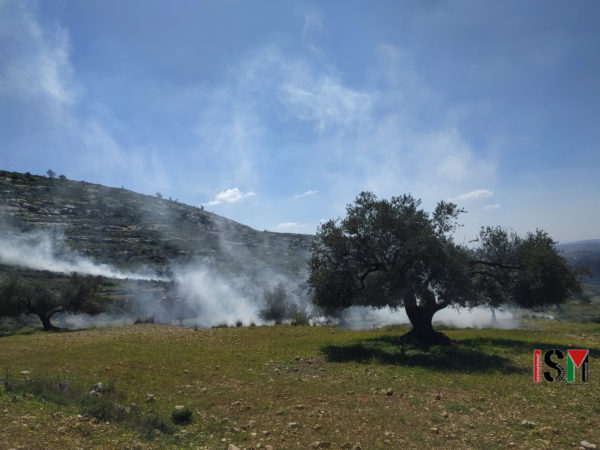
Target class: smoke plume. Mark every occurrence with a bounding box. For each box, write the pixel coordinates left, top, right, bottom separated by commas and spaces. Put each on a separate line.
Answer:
0, 229, 167, 281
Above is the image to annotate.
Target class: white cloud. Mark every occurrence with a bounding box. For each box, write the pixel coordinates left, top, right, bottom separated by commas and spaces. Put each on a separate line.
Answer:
0, 0, 78, 118
451, 189, 494, 202
0, 1, 172, 197
484, 203, 501, 210
189, 44, 495, 228
206, 188, 256, 206
295, 190, 318, 198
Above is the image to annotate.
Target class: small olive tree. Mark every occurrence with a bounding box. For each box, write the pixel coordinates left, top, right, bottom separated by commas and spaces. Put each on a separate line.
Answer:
0, 273, 106, 330
260, 283, 299, 324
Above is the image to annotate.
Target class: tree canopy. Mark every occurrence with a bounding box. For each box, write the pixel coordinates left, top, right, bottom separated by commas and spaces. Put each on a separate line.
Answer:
0, 273, 106, 330
308, 192, 583, 344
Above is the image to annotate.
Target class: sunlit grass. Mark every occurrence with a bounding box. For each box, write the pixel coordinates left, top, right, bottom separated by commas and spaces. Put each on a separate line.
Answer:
1, 321, 599, 448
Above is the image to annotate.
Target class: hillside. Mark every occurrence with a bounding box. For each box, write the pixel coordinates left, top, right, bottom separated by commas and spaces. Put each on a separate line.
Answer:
3, 170, 599, 286
0, 170, 313, 278
558, 239, 600, 286
1, 170, 599, 329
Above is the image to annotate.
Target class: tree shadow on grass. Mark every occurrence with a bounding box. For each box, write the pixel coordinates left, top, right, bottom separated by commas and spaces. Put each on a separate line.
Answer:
322, 335, 525, 374
0, 326, 94, 338
461, 337, 600, 359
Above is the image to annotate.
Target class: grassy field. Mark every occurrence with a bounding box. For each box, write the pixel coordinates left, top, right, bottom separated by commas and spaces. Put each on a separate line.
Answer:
1, 320, 599, 449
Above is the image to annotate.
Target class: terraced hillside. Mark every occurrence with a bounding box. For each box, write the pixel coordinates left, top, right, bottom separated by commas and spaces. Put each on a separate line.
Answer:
0, 170, 313, 278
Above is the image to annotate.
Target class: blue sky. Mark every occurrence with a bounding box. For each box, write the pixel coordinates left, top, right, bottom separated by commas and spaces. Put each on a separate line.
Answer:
1, 0, 599, 242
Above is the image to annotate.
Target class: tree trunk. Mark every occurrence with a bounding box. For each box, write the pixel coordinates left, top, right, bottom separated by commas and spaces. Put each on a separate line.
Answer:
38, 314, 59, 331
402, 295, 454, 345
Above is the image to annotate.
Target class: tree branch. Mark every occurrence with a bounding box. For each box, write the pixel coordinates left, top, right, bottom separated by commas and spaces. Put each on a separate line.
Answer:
434, 298, 451, 312
357, 265, 382, 290
469, 260, 523, 271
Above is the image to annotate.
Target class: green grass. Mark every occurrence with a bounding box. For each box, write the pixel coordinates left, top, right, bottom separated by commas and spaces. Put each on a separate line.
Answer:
0, 321, 599, 448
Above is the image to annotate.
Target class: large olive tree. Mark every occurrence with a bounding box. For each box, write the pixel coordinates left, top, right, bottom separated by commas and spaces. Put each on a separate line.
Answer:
308, 192, 583, 344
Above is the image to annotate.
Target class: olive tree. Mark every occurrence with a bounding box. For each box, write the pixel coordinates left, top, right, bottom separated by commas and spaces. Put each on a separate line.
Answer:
308, 192, 583, 344
0, 273, 106, 331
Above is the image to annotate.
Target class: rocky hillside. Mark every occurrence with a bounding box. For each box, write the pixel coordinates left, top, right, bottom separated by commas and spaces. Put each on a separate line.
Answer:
0, 170, 313, 279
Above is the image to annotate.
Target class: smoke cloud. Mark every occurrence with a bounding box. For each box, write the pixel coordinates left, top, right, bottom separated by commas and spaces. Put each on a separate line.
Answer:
173, 265, 261, 326
0, 229, 167, 281
334, 306, 519, 330
0, 227, 524, 331
156, 261, 311, 327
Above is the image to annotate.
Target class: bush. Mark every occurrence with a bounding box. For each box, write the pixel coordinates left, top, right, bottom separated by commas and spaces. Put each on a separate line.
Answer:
134, 316, 155, 324
260, 283, 298, 324
80, 396, 125, 422
291, 311, 310, 326
171, 406, 193, 425
142, 415, 174, 437
235, 319, 243, 327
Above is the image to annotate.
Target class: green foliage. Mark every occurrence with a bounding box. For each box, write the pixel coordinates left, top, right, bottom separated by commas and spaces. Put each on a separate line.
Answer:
142, 415, 175, 437
309, 192, 472, 316
472, 228, 583, 309
291, 310, 310, 326
309, 192, 584, 342
171, 406, 193, 425
259, 283, 300, 323
0, 273, 106, 330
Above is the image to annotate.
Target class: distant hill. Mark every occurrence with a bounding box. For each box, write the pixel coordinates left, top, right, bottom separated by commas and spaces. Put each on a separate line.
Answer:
558, 239, 600, 286
0, 170, 313, 280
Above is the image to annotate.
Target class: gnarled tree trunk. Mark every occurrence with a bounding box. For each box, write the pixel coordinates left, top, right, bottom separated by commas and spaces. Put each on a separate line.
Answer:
38, 313, 59, 331
402, 292, 454, 345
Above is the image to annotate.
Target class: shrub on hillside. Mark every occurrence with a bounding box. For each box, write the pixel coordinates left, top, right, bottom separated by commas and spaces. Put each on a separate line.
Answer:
171, 406, 193, 425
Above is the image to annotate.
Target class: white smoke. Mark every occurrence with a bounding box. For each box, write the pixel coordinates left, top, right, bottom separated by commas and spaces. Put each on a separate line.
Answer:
163, 259, 312, 327
173, 265, 262, 326
0, 228, 523, 330
0, 229, 167, 281
337, 305, 519, 330
0, 227, 311, 328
